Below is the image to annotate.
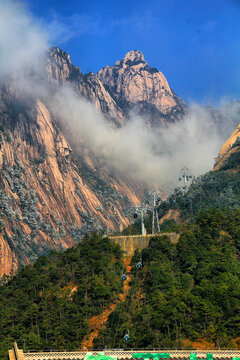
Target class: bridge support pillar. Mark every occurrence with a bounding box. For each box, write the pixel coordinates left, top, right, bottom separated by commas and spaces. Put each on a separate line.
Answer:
9, 342, 24, 360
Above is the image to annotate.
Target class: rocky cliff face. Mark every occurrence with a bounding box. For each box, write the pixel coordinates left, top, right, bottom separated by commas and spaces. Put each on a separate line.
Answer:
97, 50, 186, 125
46, 47, 125, 127
214, 123, 240, 171
47, 48, 185, 126
0, 47, 185, 277
0, 87, 143, 277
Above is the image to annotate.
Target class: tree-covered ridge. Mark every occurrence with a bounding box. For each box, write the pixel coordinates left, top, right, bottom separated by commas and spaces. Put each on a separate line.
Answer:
94, 209, 240, 349
0, 235, 124, 358
168, 171, 240, 220
220, 151, 240, 171
124, 170, 240, 236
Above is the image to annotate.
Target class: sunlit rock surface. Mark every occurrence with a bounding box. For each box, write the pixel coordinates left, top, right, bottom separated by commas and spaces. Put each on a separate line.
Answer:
97, 50, 186, 125
214, 123, 240, 171
0, 48, 185, 276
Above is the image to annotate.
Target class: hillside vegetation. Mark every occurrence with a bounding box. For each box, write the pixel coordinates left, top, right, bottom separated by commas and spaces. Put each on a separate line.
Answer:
94, 209, 240, 349
0, 235, 124, 358
169, 171, 240, 220
123, 170, 240, 236
1, 210, 240, 355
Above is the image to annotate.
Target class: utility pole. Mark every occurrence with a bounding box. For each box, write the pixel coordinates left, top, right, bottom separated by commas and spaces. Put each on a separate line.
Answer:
140, 210, 145, 236
178, 167, 193, 192
150, 191, 161, 235
133, 204, 148, 236
133, 192, 161, 236
152, 193, 155, 235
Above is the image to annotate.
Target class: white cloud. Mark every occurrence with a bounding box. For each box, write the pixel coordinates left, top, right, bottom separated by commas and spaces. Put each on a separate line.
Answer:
0, 0, 49, 80
0, 0, 238, 190
51, 87, 237, 188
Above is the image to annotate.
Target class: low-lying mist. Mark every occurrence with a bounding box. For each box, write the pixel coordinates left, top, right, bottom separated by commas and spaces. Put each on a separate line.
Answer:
1, 0, 240, 189
0, 0, 48, 80
51, 86, 239, 187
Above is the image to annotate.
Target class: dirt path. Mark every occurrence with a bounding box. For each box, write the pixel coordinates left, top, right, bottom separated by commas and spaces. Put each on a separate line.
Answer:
81, 258, 132, 349
159, 209, 181, 224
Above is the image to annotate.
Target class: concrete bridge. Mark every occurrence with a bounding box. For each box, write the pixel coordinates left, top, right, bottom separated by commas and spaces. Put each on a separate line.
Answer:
9, 343, 240, 360
109, 233, 180, 257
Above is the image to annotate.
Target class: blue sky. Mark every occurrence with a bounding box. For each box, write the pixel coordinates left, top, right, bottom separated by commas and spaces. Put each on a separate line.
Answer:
26, 0, 240, 105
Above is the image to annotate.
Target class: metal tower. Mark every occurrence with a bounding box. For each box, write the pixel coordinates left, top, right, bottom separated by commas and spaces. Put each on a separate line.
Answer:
178, 167, 193, 191
151, 192, 160, 234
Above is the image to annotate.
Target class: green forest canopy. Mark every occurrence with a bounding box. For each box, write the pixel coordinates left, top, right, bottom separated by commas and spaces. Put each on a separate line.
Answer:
0, 234, 124, 358
95, 209, 240, 350
1, 209, 240, 358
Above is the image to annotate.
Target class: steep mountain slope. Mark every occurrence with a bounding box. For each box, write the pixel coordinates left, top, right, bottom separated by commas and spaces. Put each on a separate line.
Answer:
95, 210, 240, 349
1, 211, 239, 355
46, 47, 125, 127
0, 86, 142, 277
0, 235, 125, 358
47, 48, 185, 126
97, 50, 186, 125
214, 122, 240, 171
0, 48, 186, 277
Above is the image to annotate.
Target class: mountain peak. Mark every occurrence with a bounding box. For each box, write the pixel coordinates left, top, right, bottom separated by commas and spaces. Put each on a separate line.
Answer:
98, 49, 185, 123
113, 50, 146, 67
124, 50, 146, 64
48, 47, 72, 63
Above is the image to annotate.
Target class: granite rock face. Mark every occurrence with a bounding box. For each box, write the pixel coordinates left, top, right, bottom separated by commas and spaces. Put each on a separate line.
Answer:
47, 48, 185, 126
214, 123, 240, 171
97, 50, 186, 125
0, 87, 142, 277
47, 47, 125, 127
0, 48, 186, 277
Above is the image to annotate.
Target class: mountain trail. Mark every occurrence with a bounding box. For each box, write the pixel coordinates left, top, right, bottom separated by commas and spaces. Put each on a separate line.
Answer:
81, 257, 132, 350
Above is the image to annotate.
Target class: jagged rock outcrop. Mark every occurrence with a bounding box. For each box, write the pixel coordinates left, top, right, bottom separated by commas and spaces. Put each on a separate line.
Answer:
47, 48, 185, 127
214, 123, 240, 171
47, 47, 125, 127
97, 50, 186, 125
0, 87, 142, 277
46, 47, 76, 85
0, 47, 186, 277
